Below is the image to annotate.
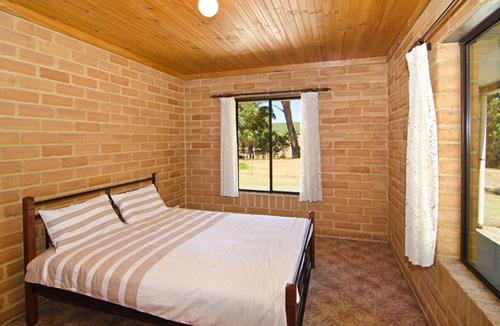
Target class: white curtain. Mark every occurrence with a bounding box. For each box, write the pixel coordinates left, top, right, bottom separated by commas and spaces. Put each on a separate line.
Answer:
220, 97, 238, 197
405, 43, 439, 267
299, 92, 322, 202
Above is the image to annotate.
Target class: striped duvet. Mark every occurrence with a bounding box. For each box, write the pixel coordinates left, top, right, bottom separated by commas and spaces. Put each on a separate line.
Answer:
26, 207, 311, 326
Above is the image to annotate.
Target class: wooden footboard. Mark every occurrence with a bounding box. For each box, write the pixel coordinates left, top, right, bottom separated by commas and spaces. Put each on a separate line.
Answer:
285, 211, 315, 326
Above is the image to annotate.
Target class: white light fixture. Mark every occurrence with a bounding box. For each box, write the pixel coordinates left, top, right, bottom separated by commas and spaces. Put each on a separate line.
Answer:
198, 0, 219, 17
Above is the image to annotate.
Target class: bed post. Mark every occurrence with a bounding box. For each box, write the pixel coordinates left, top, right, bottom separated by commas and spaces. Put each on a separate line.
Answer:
152, 172, 157, 189
23, 197, 38, 325
308, 211, 315, 268
285, 283, 297, 326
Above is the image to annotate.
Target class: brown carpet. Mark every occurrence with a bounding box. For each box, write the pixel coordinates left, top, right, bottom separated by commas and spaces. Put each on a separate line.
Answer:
8, 237, 426, 326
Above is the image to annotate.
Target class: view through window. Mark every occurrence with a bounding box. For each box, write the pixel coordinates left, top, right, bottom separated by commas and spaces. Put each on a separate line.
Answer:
237, 98, 301, 193
463, 19, 499, 296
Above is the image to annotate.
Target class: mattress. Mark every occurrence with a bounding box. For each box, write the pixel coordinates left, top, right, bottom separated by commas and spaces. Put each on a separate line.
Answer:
26, 207, 311, 326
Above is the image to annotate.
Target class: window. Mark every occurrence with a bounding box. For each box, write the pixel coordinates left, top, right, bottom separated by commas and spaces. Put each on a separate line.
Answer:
461, 12, 499, 298
236, 97, 301, 193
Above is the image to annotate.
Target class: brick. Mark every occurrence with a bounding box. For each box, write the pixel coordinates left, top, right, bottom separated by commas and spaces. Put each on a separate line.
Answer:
87, 67, 109, 81
18, 77, 56, 92
56, 108, 85, 120
0, 71, 16, 87
24, 158, 59, 171
19, 48, 54, 66
62, 157, 88, 168
22, 184, 58, 197
42, 94, 73, 107
0, 117, 39, 130
41, 170, 73, 183
75, 99, 99, 110
21, 133, 58, 144
98, 61, 119, 74
42, 145, 72, 157
39, 67, 69, 82
59, 179, 87, 193
57, 59, 85, 74
110, 74, 129, 85
0, 12, 14, 28
87, 112, 109, 122
38, 41, 70, 59
56, 84, 84, 97
0, 26, 35, 48
89, 175, 111, 187
54, 33, 83, 51
72, 75, 98, 88
335, 222, 361, 230
0, 89, 38, 103
0, 162, 22, 175
101, 144, 121, 153
19, 104, 55, 118
75, 122, 100, 132
72, 51, 98, 67
1, 146, 39, 159
110, 54, 128, 67
59, 134, 86, 143
0, 132, 19, 144
41, 120, 73, 131
0, 57, 36, 75
348, 65, 370, 74
22, 22, 52, 41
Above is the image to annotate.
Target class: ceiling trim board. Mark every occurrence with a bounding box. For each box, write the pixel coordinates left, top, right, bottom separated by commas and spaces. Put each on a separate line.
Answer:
183, 56, 388, 80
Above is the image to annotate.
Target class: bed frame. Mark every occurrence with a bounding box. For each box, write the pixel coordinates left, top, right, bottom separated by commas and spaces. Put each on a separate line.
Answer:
22, 173, 315, 326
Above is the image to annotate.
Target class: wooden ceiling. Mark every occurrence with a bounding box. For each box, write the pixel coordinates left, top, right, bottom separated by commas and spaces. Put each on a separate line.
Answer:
0, 0, 430, 79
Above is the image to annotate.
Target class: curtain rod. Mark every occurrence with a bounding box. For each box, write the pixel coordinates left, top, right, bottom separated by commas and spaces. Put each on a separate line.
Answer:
408, 0, 464, 52
210, 87, 331, 99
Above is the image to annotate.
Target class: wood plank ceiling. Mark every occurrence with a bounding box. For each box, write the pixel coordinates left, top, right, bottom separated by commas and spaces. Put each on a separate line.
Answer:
0, 0, 430, 79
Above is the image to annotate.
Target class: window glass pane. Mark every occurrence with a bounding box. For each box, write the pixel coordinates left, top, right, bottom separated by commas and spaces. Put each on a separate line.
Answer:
271, 99, 301, 192
237, 101, 270, 191
466, 21, 499, 293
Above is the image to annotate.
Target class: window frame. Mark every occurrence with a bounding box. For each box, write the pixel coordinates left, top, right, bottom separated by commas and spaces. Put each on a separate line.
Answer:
460, 8, 500, 299
235, 95, 301, 195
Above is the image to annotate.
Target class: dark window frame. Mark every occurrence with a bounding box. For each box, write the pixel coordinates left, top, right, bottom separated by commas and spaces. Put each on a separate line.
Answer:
460, 8, 500, 299
236, 96, 300, 195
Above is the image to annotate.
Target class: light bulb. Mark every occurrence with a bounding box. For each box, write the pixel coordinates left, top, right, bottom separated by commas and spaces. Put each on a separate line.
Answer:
198, 0, 219, 17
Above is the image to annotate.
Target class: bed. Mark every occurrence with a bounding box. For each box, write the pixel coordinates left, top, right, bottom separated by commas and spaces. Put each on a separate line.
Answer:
22, 174, 315, 326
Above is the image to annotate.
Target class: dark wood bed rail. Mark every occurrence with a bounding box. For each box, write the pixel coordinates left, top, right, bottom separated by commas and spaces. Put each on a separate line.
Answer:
286, 211, 315, 326
22, 175, 314, 326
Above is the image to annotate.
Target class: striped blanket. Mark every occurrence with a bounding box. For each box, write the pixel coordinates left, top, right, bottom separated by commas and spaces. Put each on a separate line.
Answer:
26, 208, 311, 326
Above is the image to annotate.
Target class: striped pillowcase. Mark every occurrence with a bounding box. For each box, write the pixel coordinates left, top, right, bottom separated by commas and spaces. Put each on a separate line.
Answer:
111, 184, 168, 223
39, 194, 124, 252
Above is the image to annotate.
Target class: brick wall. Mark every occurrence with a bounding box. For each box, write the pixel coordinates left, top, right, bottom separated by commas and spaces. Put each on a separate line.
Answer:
184, 58, 389, 241
0, 12, 185, 323
387, 0, 499, 324
3, 1, 499, 325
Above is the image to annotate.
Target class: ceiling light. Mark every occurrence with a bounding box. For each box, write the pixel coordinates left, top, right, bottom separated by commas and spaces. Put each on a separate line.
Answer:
198, 0, 219, 17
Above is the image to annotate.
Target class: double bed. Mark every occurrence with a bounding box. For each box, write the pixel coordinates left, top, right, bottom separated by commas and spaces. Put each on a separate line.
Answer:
22, 174, 315, 326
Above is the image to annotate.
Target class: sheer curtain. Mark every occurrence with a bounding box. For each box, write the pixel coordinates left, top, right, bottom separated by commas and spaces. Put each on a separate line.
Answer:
220, 97, 238, 197
299, 92, 322, 202
405, 43, 439, 267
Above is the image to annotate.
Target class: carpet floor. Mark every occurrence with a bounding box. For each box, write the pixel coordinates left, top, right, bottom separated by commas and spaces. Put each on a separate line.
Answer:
8, 237, 427, 326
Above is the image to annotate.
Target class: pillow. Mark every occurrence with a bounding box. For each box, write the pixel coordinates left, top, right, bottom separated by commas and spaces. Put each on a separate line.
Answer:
110, 184, 168, 223
39, 194, 123, 252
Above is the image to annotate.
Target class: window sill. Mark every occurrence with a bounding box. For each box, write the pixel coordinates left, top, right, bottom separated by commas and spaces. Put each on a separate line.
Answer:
438, 256, 500, 325
239, 190, 299, 196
